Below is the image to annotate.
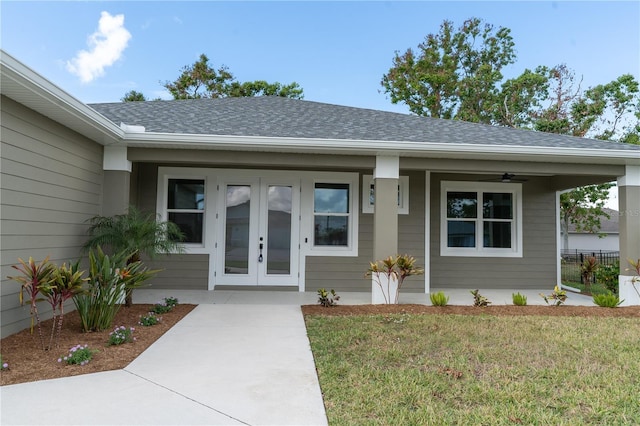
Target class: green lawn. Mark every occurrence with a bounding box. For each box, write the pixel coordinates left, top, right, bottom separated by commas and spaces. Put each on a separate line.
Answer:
305, 313, 640, 425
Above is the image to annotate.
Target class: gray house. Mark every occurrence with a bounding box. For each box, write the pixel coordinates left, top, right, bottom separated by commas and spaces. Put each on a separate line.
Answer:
2, 50, 640, 337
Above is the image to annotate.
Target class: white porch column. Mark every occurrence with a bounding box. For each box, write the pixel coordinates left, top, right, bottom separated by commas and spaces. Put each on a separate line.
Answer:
618, 165, 640, 306
372, 155, 399, 303
102, 145, 132, 216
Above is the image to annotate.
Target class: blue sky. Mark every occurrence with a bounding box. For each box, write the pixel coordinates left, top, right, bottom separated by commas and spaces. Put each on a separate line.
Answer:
2, 1, 639, 114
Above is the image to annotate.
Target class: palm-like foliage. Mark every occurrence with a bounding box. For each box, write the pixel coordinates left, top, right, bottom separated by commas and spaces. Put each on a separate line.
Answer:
83, 206, 184, 306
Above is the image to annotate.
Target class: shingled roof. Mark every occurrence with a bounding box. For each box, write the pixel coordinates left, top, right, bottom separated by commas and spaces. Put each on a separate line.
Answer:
89, 97, 640, 152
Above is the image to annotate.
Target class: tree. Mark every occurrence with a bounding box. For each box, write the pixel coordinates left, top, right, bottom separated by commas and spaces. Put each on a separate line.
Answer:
163, 54, 304, 100
383, 17, 640, 240
381, 18, 516, 122
121, 90, 147, 102
83, 206, 185, 306
559, 184, 613, 250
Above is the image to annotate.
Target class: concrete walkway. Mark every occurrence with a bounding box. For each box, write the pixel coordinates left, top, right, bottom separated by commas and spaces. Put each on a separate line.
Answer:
0, 288, 594, 425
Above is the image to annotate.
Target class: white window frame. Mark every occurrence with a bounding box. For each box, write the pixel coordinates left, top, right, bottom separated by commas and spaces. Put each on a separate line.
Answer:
157, 167, 217, 253
362, 175, 409, 214
440, 181, 523, 257
302, 172, 359, 256
166, 178, 206, 245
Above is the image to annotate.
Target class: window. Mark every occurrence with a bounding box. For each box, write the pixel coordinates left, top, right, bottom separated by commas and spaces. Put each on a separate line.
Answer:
362, 175, 409, 214
441, 181, 522, 257
167, 179, 205, 244
314, 183, 350, 246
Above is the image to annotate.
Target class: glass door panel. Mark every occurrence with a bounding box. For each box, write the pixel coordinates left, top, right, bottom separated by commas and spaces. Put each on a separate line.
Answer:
224, 185, 251, 275
266, 185, 292, 275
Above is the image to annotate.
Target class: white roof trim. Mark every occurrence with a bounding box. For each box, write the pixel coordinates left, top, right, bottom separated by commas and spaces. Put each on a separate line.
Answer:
122, 132, 640, 165
0, 50, 124, 145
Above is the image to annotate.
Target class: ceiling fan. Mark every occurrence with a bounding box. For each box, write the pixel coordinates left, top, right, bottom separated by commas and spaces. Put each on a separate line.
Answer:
481, 173, 528, 183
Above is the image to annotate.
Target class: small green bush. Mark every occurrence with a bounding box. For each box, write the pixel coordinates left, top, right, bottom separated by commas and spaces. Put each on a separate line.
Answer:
470, 289, 490, 307
163, 296, 179, 308
108, 325, 135, 345
58, 344, 95, 366
152, 302, 173, 314
512, 292, 527, 306
139, 313, 161, 326
430, 291, 449, 306
593, 292, 623, 308
317, 288, 340, 307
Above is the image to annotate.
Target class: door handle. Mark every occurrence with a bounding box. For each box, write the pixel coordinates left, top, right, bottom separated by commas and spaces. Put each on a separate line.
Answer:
258, 237, 264, 263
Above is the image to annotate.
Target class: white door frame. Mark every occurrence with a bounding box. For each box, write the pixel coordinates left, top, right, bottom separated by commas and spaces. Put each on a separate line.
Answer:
215, 174, 300, 286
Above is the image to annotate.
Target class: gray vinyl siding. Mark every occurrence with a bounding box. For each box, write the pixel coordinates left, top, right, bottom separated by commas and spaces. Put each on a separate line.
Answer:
430, 174, 557, 289
133, 165, 209, 289
305, 170, 426, 292
141, 254, 209, 290
1, 96, 103, 338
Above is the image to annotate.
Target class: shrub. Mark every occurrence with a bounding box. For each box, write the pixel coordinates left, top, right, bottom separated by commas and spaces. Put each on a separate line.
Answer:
512, 292, 527, 306
317, 288, 340, 307
139, 313, 161, 326
108, 326, 135, 346
429, 291, 449, 306
163, 296, 179, 308
470, 289, 490, 307
152, 301, 173, 314
593, 292, 623, 308
58, 344, 95, 366
595, 261, 620, 294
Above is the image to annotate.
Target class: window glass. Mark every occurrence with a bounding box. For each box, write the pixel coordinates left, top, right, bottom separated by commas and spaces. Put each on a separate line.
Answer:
447, 221, 476, 247
168, 212, 203, 244
483, 193, 513, 219
168, 179, 205, 210
314, 216, 348, 246
484, 222, 511, 248
447, 192, 477, 218
167, 178, 205, 244
314, 183, 350, 247
314, 183, 349, 213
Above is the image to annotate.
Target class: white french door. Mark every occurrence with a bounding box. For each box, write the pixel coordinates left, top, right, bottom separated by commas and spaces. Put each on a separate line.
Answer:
216, 177, 300, 286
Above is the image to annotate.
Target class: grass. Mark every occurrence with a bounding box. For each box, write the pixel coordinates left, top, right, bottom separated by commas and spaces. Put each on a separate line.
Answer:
563, 280, 610, 296
305, 313, 640, 425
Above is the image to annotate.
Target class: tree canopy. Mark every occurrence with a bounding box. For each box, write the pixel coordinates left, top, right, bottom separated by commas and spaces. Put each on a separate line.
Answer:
381, 18, 640, 142
382, 17, 640, 243
162, 54, 303, 100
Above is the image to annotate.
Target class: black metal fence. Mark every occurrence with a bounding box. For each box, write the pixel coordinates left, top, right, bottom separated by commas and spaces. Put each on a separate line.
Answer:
561, 250, 619, 284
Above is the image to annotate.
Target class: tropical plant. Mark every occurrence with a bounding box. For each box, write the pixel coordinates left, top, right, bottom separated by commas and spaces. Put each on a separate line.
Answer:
626, 258, 640, 298
592, 292, 623, 308
83, 206, 184, 306
39, 261, 87, 350
580, 256, 599, 291
470, 289, 491, 307
512, 292, 528, 306
366, 254, 424, 304
73, 247, 158, 332
540, 286, 567, 306
429, 291, 449, 307
317, 288, 340, 307
7, 257, 55, 350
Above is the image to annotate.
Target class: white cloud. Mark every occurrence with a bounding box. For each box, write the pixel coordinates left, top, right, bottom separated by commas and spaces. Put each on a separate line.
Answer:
66, 11, 131, 83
